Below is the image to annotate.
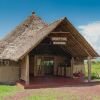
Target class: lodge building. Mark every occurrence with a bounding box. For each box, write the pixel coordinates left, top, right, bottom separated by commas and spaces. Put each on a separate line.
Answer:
0, 12, 99, 85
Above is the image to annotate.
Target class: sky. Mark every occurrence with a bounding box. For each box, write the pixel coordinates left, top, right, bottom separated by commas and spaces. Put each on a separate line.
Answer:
0, 0, 100, 54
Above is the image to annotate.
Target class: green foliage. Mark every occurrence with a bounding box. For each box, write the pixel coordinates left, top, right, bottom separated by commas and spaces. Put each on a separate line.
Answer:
85, 61, 100, 80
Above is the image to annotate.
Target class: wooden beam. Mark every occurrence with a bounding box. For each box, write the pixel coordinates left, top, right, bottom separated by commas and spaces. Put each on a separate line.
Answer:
87, 56, 91, 82
60, 45, 76, 56
66, 38, 85, 56
51, 31, 70, 34
71, 57, 74, 77
69, 32, 91, 56
62, 20, 94, 56
25, 55, 29, 84
59, 45, 73, 56
49, 33, 69, 37
65, 22, 97, 57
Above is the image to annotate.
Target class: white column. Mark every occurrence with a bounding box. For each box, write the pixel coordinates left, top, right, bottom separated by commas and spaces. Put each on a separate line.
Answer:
87, 56, 91, 82
25, 55, 29, 84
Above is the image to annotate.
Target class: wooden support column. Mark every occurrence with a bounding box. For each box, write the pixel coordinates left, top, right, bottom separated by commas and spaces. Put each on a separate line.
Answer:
71, 57, 74, 77
87, 56, 91, 82
25, 55, 29, 85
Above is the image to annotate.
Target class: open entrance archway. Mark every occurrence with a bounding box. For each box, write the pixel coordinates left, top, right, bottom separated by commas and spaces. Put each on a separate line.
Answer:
19, 17, 98, 85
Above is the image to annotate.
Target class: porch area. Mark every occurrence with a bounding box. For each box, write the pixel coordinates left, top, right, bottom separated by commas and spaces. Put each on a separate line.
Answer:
17, 76, 84, 89
18, 21, 94, 87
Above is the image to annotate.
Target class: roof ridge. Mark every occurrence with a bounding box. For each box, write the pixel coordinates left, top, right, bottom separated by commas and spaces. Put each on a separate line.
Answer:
3, 13, 45, 42
0, 13, 47, 55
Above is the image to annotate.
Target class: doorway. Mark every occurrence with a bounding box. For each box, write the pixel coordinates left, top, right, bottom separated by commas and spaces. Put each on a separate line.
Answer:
43, 57, 54, 75
34, 56, 54, 77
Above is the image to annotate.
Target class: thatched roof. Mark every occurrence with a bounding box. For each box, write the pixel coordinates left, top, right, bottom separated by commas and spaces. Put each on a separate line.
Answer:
0, 13, 99, 61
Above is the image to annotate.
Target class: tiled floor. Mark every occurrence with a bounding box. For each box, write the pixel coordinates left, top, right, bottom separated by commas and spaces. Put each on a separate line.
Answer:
17, 76, 84, 89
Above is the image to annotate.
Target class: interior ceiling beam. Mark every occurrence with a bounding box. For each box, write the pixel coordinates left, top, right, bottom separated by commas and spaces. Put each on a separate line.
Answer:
58, 46, 72, 57
51, 31, 70, 34
64, 23, 94, 57
50, 26, 88, 57
49, 34, 85, 57
59, 27, 89, 55
66, 32, 91, 57
54, 45, 71, 57
52, 25, 87, 57
60, 45, 76, 57
59, 22, 92, 56
67, 37, 87, 56
65, 37, 85, 56
49, 34, 68, 37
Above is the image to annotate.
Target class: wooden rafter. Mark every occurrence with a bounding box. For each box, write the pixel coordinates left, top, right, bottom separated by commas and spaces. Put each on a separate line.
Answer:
60, 45, 76, 57
66, 31, 91, 57
51, 31, 70, 34
66, 37, 86, 57
64, 19, 98, 57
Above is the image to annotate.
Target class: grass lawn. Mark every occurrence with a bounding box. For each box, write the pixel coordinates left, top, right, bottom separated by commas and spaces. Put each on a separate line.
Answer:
0, 85, 100, 100
0, 85, 22, 100
0, 86, 80, 100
